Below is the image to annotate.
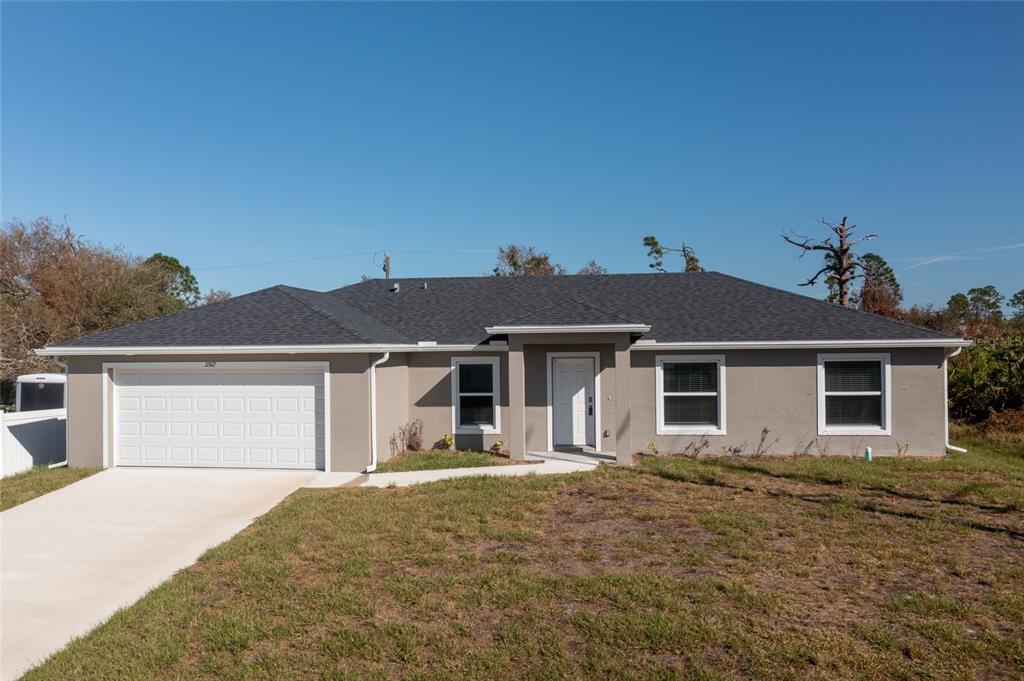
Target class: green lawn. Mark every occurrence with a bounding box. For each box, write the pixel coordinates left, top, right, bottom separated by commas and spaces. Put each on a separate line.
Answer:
25, 434, 1023, 680
0, 466, 101, 512
374, 449, 514, 473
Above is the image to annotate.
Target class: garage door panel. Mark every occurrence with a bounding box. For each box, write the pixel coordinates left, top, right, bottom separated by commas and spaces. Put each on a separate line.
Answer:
119, 445, 141, 462
115, 366, 323, 470
249, 397, 272, 412
143, 422, 166, 437
248, 422, 272, 438
169, 422, 192, 437
196, 447, 218, 463
143, 446, 167, 462
119, 396, 141, 412
169, 447, 191, 463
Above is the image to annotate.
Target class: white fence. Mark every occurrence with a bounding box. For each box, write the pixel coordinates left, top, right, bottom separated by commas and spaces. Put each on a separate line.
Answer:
0, 409, 67, 478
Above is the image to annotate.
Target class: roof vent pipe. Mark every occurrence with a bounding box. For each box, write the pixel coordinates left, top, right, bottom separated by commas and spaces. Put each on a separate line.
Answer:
390, 282, 400, 293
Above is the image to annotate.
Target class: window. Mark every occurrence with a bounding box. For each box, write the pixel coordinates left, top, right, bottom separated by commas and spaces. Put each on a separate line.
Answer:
451, 357, 500, 434
656, 355, 726, 435
817, 354, 891, 435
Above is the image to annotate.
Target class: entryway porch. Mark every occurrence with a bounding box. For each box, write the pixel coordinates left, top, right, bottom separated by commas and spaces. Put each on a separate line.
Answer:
499, 329, 639, 465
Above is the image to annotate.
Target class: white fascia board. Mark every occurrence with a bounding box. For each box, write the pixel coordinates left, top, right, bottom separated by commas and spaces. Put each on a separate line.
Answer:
35, 343, 502, 357
484, 324, 651, 334
631, 338, 971, 350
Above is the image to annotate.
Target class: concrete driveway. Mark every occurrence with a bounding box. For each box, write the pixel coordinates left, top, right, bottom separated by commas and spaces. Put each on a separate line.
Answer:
0, 467, 315, 680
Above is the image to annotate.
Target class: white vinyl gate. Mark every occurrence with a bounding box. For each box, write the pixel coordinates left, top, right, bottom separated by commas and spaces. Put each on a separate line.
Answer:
114, 365, 324, 469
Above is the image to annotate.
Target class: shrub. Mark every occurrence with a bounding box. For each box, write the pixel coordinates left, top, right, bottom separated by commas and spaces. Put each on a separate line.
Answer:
949, 335, 1024, 422
390, 419, 425, 455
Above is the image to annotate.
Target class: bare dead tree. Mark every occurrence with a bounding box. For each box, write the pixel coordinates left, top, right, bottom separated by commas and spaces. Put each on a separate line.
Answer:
781, 217, 878, 307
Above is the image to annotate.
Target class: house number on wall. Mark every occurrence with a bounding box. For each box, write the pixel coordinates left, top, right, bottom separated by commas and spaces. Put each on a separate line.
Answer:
205, 361, 217, 368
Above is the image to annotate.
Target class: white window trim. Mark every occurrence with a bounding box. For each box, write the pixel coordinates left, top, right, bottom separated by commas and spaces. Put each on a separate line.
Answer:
817, 353, 892, 436
451, 356, 501, 435
655, 355, 726, 436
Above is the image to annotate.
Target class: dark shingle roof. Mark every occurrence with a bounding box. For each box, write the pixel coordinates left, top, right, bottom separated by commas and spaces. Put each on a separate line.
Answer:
57, 272, 959, 348
58, 286, 392, 347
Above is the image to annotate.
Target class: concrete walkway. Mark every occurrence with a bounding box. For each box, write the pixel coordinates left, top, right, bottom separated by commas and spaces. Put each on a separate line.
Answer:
0, 468, 315, 680
306, 456, 599, 489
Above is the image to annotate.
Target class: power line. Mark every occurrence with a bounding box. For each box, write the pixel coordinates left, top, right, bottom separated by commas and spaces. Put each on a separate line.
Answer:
192, 245, 767, 273
193, 250, 379, 271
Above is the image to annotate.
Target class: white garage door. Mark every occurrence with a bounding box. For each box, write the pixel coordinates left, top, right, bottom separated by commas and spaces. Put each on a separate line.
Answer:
114, 365, 324, 469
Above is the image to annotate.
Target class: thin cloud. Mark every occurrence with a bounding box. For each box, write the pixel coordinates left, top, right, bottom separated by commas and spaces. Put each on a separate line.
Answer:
902, 242, 1024, 270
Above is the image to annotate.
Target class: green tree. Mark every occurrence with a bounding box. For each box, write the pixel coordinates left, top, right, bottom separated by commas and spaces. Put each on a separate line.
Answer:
946, 292, 970, 325
1009, 289, 1024, 319
642, 236, 703, 273
145, 252, 200, 307
1, 217, 201, 378
781, 217, 878, 308
967, 285, 1005, 321
856, 253, 902, 315
492, 245, 566, 277
948, 336, 1024, 421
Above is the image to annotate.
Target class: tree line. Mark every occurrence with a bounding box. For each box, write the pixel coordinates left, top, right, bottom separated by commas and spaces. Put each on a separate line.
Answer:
1, 217, 230, 387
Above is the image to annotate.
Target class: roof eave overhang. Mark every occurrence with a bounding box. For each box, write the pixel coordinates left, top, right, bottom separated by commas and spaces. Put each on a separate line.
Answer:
484, 324, 652, 335
35, 343, 498, 357
631, 338, 972, 350
36, 337, 972, 357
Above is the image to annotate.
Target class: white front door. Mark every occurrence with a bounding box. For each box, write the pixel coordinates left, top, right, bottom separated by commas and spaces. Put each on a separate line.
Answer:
114, 365, 324, 469
552, 357, 595, 447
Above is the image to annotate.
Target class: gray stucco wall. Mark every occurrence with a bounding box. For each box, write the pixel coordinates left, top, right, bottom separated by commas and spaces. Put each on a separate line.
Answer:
62, 345, 948, 473
374, 353, 409, 462
629, 347, 947, 457
403, 352, 508, 453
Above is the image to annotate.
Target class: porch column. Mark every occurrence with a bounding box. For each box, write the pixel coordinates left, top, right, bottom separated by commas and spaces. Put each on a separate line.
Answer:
614, 338, 633, 464
508, 339, 527, 461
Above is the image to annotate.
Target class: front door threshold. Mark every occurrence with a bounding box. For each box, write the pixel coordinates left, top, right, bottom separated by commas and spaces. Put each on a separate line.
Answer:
527, 449, 616, 465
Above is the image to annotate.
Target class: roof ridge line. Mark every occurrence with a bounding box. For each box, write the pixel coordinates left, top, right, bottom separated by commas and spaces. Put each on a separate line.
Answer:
275, 286, 377, 344
329, 271, 712, 292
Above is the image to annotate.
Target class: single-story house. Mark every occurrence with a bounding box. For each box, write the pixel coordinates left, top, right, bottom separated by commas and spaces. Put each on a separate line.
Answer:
37, 272, 969, 472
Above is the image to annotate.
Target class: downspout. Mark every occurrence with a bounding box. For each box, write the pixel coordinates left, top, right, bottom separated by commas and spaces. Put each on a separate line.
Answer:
944, 347, 967, 453
48, 357, 70, 468
365, 352, 390, 473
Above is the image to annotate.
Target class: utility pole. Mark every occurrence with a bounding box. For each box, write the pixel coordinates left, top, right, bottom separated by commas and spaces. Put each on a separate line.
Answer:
382, 251, 391, 280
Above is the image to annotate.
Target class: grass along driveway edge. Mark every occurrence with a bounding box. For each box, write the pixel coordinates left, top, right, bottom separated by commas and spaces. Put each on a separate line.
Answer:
0, 466, 101, 512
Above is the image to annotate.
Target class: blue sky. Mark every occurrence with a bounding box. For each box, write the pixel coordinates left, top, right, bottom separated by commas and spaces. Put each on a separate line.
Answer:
3, 2, 1022, 307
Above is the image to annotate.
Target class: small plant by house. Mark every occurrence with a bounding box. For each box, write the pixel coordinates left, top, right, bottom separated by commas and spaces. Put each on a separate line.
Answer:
381, 424, 515, 473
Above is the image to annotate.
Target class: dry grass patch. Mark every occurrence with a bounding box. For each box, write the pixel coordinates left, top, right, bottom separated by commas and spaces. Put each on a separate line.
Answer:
26, 435, 1023, 680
